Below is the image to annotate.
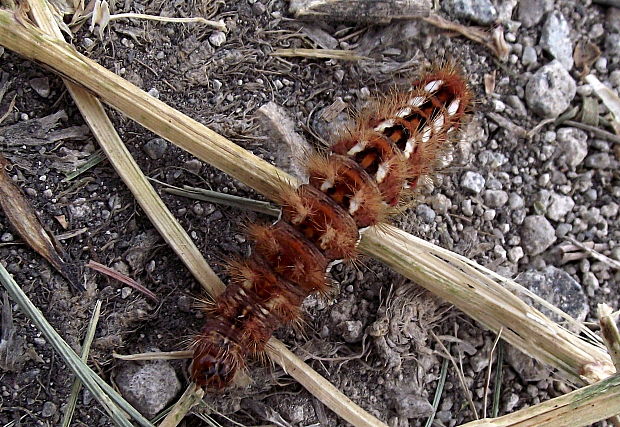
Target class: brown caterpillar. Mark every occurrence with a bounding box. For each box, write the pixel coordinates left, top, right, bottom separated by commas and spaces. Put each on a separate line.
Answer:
190, 65, 472, 390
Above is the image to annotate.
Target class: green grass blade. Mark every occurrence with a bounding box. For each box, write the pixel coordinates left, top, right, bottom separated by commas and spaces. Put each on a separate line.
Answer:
425, 345, 450, 427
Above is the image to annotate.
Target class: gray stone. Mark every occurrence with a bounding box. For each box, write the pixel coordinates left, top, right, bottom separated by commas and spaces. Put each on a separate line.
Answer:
416, 204, 436, 223
484, 190, 508, 208
430, 194, 451, 214
209, 31, 226, 47
525, 60, 576, 118
461, 171, 486, 194
116, 358, 181, 418
41, 401, 57, 418
547, 194, 574, 221
395, 395, 433, 418
505, 95, 527, 117
144, 138, 168, 160
555, 223, 571, 238
508, 246, 524, 263
183, 159, 203, 174
509, 193, 525, 210
583, 271, 599, 292
443, 0, 497, 25
515, 266, 589, 323
601, 202, 619, 218
462, 199, 474, 216
585, 153, 611, 169
556, 128, 588, 168
30, 77, 51, 98
606, 34, 620, 61
608, 7, 620, 33
517, 0, 552, 28
520, 215, 557, 256
540, 11, 573, 70
521, 46, 537, 66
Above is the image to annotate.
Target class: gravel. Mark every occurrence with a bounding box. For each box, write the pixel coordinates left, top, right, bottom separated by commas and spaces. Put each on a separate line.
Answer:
525, 60, 576, 118
520, 215, 557, 256
483, 190, 508, 208
442, 0, 498, 25
143, 137, 168, 160
116, 358, 181, 418
516, 266, 589, 322
29, 77, 51, 98
546, 193, 575, 221
539, 11, 573, 70
460, 171, 486, 194
517, 0, 552, 28
555, 127, 588, 168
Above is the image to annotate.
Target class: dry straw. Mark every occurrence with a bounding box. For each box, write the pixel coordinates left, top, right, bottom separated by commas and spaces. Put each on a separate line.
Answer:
0, 3, 618, 425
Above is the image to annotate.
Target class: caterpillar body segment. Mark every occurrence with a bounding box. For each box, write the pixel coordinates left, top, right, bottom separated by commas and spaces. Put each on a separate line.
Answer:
191, 66, 472, 389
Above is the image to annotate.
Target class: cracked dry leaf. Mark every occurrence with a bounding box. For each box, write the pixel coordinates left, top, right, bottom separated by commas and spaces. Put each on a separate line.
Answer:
574, 40, 601, 76
0, 110, 89, 146
0, 153, 83, 291
89, 0, 110, 39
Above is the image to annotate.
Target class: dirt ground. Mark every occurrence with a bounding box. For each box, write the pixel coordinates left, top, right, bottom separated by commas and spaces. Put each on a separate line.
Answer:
1, 0, 619, 426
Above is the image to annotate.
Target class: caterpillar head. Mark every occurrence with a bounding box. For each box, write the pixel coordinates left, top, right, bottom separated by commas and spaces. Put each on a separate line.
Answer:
190, 335, 241, 390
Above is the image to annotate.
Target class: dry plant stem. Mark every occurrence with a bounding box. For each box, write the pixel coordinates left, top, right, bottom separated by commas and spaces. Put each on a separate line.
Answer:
113, 350, 193, 361
25, 0, 224, 298
289, 0, 431, 21
0, 9, 613, 387
599, 304, 620, 371
422, 14, 509, 61
271, 48, 369, 60
483, 328, 502, 419
266, 339, 387, 427
359, 227, 613, 384
22, 4, 385, 427
159, 384, 205, 427
463, 374, 620, 427
108, 13, 226, 31
568, 237, 620, 270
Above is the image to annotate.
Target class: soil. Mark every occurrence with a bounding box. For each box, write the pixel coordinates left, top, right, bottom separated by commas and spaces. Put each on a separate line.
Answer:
0, 0, 619, 426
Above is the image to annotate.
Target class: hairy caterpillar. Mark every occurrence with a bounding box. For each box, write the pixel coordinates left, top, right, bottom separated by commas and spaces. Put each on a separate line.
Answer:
190, 65, 472, 389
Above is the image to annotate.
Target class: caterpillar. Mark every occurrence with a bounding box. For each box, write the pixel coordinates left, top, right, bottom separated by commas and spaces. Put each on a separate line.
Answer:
190, 65, 472, 390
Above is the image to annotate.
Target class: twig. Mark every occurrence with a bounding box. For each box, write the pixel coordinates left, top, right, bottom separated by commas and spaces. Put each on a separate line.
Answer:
599, 304, 620, 372
566, 237, 620, 270
0, 263, 153, 427
563, 120, 620, 144
113, 350, 192, 361
491, 341, 503, 418
109, 13, 226, 31
527, 118, 555, 138
422, 14, 509, 61
271, 48, 370, 61
159, 384, 205, 427
483, 328, 503, 419
161, 184, 280, 218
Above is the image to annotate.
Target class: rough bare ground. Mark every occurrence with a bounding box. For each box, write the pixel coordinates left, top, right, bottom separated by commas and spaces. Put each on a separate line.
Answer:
0, 0, 619, 426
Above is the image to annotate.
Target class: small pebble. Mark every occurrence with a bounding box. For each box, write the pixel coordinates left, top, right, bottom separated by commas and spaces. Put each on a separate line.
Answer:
209, 31, 226, 47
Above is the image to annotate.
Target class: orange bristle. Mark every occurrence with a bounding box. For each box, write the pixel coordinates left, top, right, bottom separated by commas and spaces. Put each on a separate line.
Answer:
190, 65, 471, 390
